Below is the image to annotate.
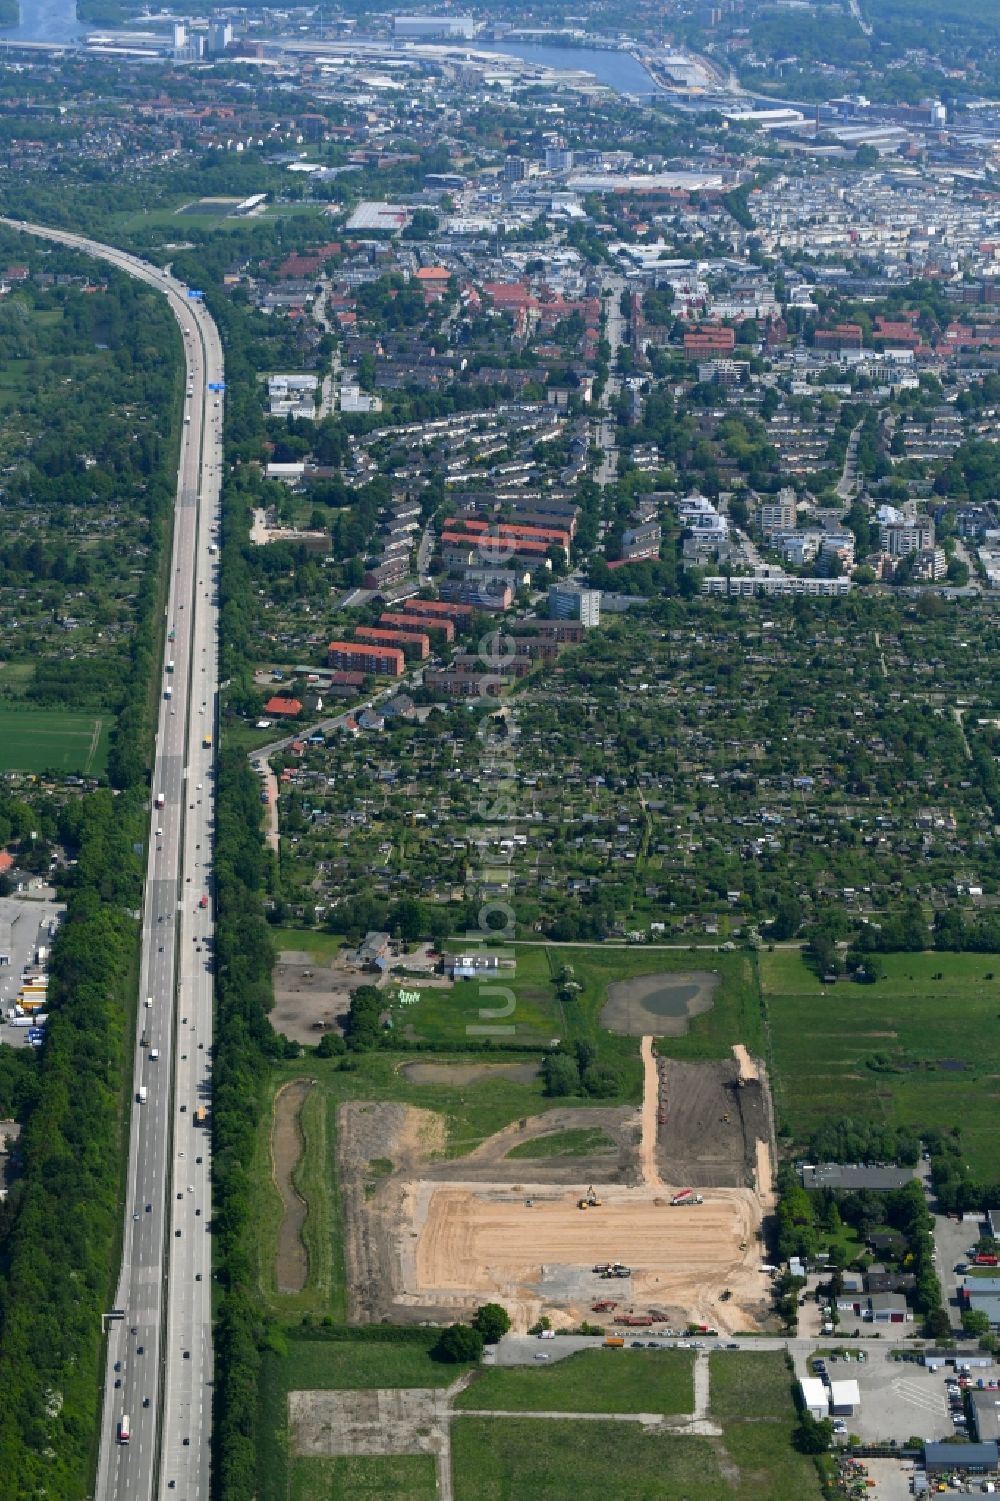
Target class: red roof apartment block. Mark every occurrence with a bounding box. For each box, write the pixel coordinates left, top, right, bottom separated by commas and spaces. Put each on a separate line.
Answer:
327, 641, 404, 677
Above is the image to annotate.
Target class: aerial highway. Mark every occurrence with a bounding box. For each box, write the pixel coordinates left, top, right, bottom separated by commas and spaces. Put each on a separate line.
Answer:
1, 220, 222, 1500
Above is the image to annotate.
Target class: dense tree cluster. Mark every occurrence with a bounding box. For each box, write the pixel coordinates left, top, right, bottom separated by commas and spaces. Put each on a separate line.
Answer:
0, 791, 143, 1494
541, 1040, 621, 1099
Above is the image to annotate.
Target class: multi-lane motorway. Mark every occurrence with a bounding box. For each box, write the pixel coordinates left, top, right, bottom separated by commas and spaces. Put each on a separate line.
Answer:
1, 220, 222, 1499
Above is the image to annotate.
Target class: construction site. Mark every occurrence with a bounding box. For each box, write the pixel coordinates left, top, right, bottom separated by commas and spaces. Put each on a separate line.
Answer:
336, 1039, 778, 1335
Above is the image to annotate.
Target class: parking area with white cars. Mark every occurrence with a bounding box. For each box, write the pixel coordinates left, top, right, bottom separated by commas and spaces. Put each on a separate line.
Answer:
0, 894, 64, 1047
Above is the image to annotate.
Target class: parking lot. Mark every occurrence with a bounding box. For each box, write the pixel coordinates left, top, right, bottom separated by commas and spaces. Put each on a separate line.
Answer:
0, 894, 62, 1047
806, 1349, 979, 1445
935, 1211, 990, 1327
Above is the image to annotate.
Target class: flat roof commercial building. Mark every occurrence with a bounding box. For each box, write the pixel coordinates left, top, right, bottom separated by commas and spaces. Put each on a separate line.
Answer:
800, 1164, 914, 1191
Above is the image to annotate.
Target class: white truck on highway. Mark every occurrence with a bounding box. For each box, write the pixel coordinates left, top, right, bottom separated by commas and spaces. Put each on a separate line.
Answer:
137, 1086, 147, 1104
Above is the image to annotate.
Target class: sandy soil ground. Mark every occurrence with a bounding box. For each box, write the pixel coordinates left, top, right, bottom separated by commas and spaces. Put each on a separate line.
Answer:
397, 1180, 767, 1333
271, 1078, 312, 1293
401, 1061, 539, 1087
732, 1044, 758, 1082
639, 1036, 664, 1190
601, 970, 719, 1036
271, 954, 356, 1044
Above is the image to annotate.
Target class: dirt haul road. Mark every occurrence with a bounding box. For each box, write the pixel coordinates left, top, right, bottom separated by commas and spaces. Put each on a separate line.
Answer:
395, 1179, 767, 1333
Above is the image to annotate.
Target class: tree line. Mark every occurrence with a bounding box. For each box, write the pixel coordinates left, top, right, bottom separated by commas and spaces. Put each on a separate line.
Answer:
0, 790, 144, 1494
211, 748, 283, 1498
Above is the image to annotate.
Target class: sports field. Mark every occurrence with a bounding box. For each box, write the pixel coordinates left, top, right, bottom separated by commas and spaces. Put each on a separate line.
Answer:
0, 707, 110, 776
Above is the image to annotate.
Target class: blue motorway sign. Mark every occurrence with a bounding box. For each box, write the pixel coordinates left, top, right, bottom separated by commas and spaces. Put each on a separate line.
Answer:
187, 289, 204, 299
207, 382, 225, 392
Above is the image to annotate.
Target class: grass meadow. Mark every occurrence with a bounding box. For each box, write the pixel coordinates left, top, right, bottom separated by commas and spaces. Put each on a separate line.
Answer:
761, 948, 1000, 1174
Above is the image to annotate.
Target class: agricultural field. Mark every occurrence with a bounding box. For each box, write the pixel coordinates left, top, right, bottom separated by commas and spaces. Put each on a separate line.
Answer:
0, 707, 109, 776
762, 948, 1000, 1174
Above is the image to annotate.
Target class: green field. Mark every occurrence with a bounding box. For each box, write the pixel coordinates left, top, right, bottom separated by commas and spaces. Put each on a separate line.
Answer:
453, 1420, 723, 1500
763, 948, 1000, 1174
401, 945, 560, 1045
290, 1455, 437, 1500
409, 941, 760, 1065
505, 1127, 616, 1159
271, 928, 346, 961
0, 706, 109, 775
709, 1350, 795, 1420
257, 1332, 468, 1500
455, 1349, 695, 1415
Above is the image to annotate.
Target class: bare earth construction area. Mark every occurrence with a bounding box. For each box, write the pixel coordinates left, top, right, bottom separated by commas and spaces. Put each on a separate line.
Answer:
600, 970, 719, 1036
398, 1180, 764, 1332
336, 1039, 776, 1335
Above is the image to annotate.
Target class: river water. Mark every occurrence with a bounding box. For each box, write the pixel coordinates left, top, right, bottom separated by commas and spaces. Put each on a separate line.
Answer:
0, 0, 84, 44
484, 41, 662, 96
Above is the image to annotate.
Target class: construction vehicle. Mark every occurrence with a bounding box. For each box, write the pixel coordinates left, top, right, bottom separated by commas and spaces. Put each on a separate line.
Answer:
203, 733, 212, 749
592, 1300, 618, 1313
578, 1185, 602, 1209
670, 1189, 704, 1206
618, 1315, 653, 1327
603, 1337, 625, 1349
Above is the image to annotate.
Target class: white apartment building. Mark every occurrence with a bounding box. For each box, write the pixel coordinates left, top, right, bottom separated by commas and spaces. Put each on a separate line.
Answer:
759, 488, 798, 538
881, 519, 934, 556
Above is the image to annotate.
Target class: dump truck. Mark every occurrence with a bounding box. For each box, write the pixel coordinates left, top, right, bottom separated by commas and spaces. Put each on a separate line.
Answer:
202, 733, 212, 749
194, 1106, 207, 1126
603, 1337, 625, 1349
670, 1189, 704, 1206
